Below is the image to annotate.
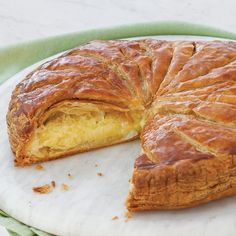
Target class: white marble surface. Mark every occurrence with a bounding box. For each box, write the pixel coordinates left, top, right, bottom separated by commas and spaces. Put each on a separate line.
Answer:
0, 35, 236, 236
0, 0, 236, 47
0, 1, 236, 235
0, 227, 9, 236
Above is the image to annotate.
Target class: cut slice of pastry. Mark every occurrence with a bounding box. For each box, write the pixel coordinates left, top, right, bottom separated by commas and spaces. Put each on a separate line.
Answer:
7, 39, 236, 211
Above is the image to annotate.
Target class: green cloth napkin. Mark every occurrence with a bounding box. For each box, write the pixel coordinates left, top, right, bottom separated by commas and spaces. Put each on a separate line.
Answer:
0, 21, 236, 236
0, 211, 51, 236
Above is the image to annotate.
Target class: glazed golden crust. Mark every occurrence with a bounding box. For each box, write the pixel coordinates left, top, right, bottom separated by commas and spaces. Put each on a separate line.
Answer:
125, 40, 236, 211
7, 39, 236, 211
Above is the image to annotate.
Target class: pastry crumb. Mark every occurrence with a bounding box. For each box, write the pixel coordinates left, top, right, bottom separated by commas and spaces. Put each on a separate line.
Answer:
124, 211, 133, 222
35, 164, 44, 171
112, 216, 119, 220
61, 183, 69, 191
97, 172, 104, 176
51, 181, 56, 188
32, 184, 52, 194
67, 173, 73, 179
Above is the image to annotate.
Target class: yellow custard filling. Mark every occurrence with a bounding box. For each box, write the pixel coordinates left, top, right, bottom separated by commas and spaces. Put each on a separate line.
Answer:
27, 105, 142, 158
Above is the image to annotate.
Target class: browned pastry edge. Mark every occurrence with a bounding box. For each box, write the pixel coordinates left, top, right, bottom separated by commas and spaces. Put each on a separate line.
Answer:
13, 135, 138, 166
126, 152, 236, 211
126, 184, 236, 211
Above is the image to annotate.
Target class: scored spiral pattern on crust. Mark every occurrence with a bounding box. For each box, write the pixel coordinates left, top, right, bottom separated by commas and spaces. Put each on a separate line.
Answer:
7, 39, 236, 210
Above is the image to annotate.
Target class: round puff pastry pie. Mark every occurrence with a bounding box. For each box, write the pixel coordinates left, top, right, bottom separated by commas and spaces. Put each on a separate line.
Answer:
7, 39, 236, 211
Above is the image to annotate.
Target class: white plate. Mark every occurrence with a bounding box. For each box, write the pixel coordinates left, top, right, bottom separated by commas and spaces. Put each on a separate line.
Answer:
0, 35, 235, 236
